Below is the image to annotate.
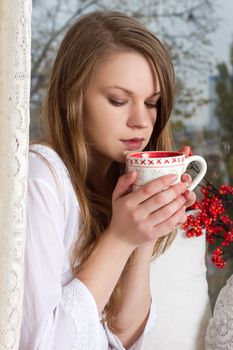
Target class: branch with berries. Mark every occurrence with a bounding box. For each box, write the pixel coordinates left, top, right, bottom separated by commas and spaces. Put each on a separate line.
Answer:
183, 162, 233, 269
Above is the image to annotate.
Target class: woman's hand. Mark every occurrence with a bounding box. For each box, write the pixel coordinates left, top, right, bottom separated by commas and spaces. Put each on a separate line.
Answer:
108, 172, 188, 248
179, 146, 197, 208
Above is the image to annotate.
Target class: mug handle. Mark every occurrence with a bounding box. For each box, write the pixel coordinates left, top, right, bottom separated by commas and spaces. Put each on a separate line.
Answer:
184, 155, 207, 191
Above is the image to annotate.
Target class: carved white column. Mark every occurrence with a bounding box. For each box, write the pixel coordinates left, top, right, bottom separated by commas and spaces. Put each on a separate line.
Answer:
0, 1, 31, 349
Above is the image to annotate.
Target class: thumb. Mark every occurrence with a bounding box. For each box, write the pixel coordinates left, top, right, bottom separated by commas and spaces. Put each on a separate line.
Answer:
112, 171, 137, 202
179, 145, 191, 157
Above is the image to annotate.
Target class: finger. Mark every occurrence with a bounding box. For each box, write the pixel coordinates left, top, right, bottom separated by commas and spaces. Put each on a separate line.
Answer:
148, 194, 187, 227
112, 171, 137, 201
179, 146, 191, 157
181, 173, 192, 184
139, 180, 189, 217
184, 190, 196, 208
131, 174, 178, 204
150, 205, 187, 240
177, 214, 188, 225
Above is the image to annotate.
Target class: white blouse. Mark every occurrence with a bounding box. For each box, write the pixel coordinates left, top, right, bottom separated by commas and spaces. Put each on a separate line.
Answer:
20, 144, 156, 350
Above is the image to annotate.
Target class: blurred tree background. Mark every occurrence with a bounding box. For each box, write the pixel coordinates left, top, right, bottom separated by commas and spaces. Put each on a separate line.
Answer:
206, 41, 233, 308
215, 42, 233, 184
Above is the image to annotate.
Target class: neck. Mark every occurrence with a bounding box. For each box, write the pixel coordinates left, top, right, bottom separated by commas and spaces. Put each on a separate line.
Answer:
87, 153, 120, 197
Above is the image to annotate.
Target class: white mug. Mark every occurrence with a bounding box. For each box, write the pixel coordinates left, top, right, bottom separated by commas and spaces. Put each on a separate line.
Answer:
126, 151, 207, 192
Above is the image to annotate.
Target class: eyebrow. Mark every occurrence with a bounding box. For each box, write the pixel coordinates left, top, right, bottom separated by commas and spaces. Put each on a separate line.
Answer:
105, 85, 161, 97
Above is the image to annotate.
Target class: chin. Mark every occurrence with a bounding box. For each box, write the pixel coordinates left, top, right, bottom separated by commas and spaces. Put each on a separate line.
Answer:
112, 153, 126, 164
114, 157, 125, 165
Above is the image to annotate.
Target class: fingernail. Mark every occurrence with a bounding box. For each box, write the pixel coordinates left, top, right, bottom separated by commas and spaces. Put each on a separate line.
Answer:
183, 190, 190, 199
183, 174, 189, 181
126, 171, 136, 179
184, 182, 189, 188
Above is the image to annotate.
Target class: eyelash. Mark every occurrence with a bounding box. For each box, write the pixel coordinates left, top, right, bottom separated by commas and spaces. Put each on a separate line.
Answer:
108, 98, 126, 106
145, 102, 157, 109
108, 98, 158, 109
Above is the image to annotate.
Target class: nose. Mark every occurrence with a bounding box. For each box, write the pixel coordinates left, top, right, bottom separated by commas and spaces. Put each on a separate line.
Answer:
127, 103, 150, 129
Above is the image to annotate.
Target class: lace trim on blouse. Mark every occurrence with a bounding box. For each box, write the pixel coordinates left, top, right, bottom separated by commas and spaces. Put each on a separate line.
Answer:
61, 279, 104, 350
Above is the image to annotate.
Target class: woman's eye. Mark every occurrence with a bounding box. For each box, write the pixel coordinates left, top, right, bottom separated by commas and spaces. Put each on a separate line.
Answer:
145, 101, 157, 109
108, 98, 127, 106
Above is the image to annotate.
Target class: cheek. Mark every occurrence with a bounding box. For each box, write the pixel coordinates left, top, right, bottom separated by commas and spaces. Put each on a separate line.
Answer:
86, 98, 118, 124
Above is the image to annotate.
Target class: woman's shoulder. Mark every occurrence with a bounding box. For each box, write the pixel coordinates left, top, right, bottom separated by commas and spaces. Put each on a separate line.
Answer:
28, 142, 79, 212
29, 142, 70, 180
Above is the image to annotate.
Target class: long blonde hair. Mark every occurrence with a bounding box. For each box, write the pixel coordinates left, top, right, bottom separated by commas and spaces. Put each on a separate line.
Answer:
38, 10, 175, 329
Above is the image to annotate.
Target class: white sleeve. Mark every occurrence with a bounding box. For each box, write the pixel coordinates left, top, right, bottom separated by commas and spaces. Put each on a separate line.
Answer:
20, 160, 108, 349
104, 299, 157, 350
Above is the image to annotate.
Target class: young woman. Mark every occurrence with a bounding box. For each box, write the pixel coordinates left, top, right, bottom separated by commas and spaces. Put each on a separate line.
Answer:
20, 10, 196, 350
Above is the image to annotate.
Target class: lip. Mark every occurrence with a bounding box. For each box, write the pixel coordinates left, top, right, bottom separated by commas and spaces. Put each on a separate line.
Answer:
120, 138, 144, 151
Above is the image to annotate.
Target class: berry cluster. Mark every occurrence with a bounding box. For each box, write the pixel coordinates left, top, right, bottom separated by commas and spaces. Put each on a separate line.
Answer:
211, 248, 226, 269
183, 183, 233, 269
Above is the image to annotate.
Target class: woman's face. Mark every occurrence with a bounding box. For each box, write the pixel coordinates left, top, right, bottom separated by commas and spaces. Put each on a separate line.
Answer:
84, 50, 161, 166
